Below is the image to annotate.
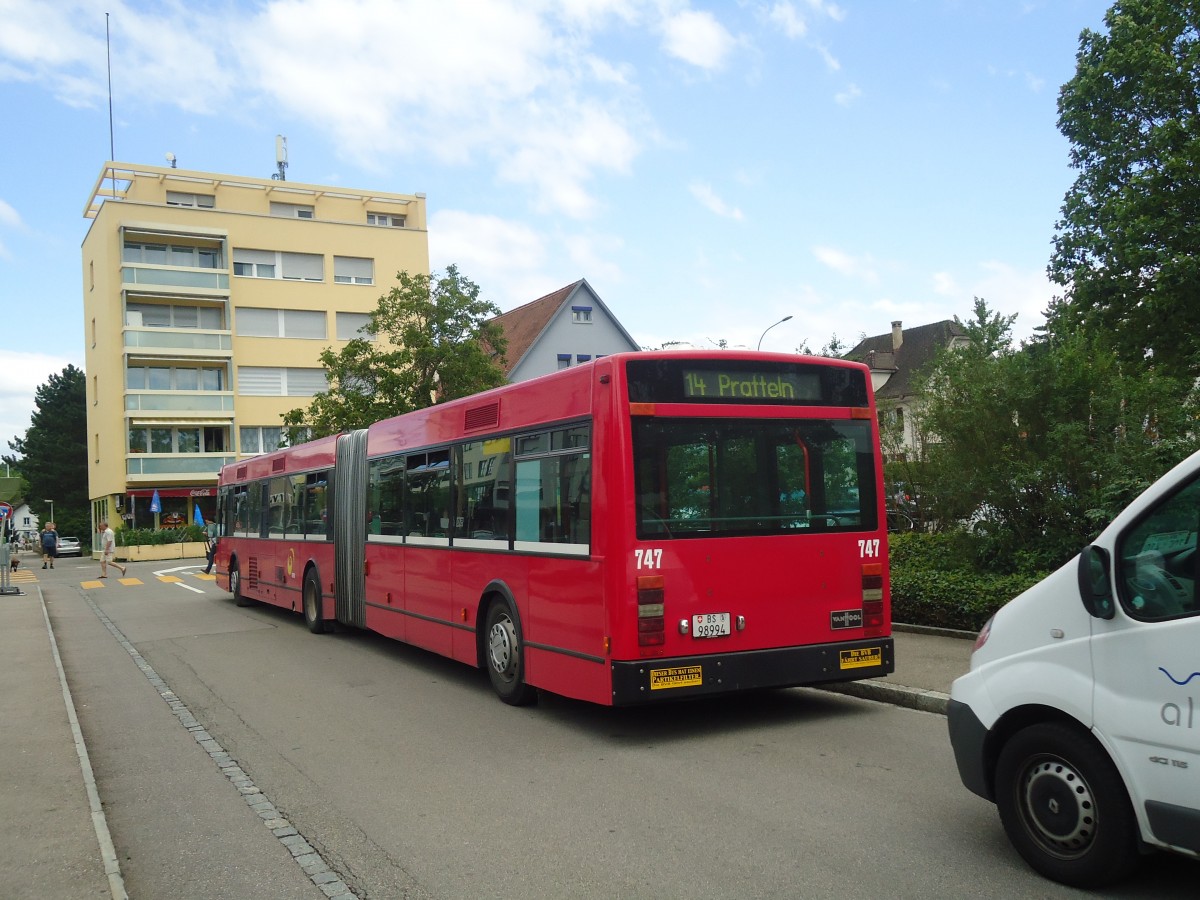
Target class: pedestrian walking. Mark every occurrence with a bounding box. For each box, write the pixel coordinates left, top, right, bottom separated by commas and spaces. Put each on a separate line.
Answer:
40, 522, 57, 569
202, 518, 219, 574
98, 520, 127, 578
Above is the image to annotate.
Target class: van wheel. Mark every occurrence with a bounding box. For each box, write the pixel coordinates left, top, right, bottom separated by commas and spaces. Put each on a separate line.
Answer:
995, 722, 1140, 888
484, 599, 537, 706
230, 561, 252, 607
303, 569, 328, 634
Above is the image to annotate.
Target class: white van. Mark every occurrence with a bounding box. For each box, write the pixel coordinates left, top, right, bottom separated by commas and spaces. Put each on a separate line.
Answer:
948, 449, 1200, 888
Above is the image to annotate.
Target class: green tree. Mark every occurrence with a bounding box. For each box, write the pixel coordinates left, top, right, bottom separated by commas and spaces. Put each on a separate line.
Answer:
284, 266, 509, 439
1049, 0, 1200, 376
2, 365, 89, 538
917, 301, 1197, 569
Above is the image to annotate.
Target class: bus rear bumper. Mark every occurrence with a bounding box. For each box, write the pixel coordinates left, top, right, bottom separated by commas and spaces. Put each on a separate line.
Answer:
610, 637, 895, 706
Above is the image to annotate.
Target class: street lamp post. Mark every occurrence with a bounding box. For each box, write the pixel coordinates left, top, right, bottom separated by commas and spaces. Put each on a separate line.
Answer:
46, 500, 54, 525
757, 315, 793, 351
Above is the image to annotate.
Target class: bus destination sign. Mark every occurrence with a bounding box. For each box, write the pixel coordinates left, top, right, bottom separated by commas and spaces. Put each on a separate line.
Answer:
682, 368, 819, 402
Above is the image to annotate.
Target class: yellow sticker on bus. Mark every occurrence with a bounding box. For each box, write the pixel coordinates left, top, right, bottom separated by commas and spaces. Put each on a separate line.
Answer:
839, 647, 882, 670
649, 665, 703, 690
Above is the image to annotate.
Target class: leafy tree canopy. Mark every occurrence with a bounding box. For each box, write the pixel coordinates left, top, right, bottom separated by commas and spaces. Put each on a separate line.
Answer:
916, 300, 1197, 569
2, 365, 89, 537
1049, 0, 1200, 375
284, 266, 508, 439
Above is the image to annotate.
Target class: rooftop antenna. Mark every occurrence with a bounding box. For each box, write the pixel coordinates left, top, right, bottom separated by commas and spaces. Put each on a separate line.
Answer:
273, 135, 288, 181
165, 152, 177, 168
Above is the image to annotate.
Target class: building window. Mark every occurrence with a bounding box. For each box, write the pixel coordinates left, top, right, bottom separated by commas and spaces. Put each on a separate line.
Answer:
235, 308, 327, 339
231, 248, 322, 281
576, 354, 591, 363
281, 251, 323, 281
571, 306, 593, 323
166, 191, 215, 208
240, 426, 284, 455
367, 212, 405, 227
270, 202, 314, 219
237, 366, 328, 397
125, 302, 223, 329
127, 365, 225, 391
129, 426, 211, 454
124, 240, 221, 268
336, 312, 376, 341
557, 353, 571, 370
333, 256, 374, 285
232, 248, 277, 278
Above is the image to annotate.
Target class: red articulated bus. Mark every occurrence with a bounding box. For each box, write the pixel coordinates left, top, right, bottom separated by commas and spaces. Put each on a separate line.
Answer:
215, 351, 894, 706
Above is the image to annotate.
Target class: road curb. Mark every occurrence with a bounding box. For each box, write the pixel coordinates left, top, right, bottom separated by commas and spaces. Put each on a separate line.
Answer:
821, 679, 950, 715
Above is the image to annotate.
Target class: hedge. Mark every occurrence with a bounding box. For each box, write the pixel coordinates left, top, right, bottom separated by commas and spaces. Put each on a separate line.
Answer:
888, 531, 1047, 632
116, 525, 206, 547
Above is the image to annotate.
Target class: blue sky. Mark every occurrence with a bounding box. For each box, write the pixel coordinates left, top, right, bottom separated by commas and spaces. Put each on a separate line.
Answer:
0, 0, 1111, 453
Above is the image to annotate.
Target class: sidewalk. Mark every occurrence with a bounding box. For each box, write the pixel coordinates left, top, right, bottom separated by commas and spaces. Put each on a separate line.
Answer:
0, 576, 112, 898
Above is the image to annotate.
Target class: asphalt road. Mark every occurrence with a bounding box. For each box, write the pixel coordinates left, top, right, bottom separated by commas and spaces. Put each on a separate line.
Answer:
46, 563, 1200, 899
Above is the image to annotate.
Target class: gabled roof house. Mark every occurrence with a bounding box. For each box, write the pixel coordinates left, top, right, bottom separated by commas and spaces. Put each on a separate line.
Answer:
489, 280, 640, 382
845, 319, 968, 456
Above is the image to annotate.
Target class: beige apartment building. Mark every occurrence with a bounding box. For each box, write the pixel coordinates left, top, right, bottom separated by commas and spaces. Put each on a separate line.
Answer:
81, 161, 429, 533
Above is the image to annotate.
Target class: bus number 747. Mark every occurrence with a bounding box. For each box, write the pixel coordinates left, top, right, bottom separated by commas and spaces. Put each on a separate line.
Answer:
635, 548, 663, 570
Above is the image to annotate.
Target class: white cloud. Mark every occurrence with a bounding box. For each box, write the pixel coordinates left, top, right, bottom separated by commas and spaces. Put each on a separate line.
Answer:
428, 209, 552, 310
932, 271, 958, 296
834, 82, 861, 105
563, 232, 624, 285
812, 245, 878, 283
689, 182, 744, 220
0, 351, 79, 452
660, 9, 736, 70
1, 0, 650, 220
767, 2, 808, 39
969, 259, 1053, 341
0, 198, 23, 229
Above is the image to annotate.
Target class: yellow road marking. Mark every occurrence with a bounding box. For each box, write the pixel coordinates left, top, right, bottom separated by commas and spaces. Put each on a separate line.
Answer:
157, 575, 182, 583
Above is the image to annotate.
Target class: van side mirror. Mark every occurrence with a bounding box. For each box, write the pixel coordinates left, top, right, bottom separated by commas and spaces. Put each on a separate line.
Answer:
1077, 545, 1116, 619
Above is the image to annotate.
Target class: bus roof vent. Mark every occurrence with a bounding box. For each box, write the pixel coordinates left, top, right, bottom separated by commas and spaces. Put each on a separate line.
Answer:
465, 401, 500, 431
236, 466, 248, 480
272, 457, 286, 472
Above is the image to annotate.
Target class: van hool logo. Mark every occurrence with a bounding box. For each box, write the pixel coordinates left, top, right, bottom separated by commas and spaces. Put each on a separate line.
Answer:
1159, 667, 1200, 686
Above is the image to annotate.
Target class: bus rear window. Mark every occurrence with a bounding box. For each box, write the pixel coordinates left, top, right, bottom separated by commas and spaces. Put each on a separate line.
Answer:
632, 418, 878, 538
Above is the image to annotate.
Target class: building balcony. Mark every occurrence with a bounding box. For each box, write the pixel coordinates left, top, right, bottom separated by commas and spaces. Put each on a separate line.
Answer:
124, 327, 232, 355
126, 454, 236, 478
125, 392, 235, 413
121, 264, 229, 291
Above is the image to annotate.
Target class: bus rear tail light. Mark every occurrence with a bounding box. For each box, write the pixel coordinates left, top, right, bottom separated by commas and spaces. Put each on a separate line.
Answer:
862, 564, 885, 637
637, 574, 665, 646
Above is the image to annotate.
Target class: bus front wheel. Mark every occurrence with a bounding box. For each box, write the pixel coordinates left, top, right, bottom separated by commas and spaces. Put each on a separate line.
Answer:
484, 599, 537, 706
230, 560, 253, 608
303, 569, 328, 634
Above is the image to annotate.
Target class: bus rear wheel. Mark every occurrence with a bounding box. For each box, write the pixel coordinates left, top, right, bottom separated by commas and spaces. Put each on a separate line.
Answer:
484, 599, 537, 706
303, 569, 328, 634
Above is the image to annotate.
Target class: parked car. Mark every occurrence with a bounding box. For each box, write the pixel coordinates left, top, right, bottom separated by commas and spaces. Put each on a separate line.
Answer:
948, 448, 1200, 888
56, 536, 82, 557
